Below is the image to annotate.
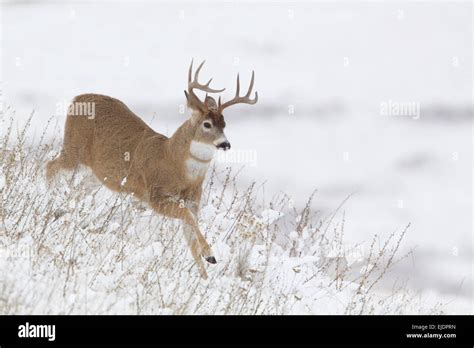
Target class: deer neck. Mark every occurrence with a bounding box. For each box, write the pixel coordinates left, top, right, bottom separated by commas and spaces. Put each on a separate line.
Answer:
168, 119, 194, 160
169, 119, 215, 182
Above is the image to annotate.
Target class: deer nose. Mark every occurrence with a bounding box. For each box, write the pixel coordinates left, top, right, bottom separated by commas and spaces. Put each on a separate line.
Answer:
217, 141, 231, 151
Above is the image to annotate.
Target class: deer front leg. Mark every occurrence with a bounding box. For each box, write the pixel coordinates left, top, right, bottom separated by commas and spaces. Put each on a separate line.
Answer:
181, 186, 216, 265
149, 198, 215, 279
184, 199, 216, 264
182, 223, 209, 279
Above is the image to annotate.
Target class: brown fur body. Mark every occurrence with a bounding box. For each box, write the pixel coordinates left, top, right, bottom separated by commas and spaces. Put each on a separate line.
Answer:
47, 94, 215, 278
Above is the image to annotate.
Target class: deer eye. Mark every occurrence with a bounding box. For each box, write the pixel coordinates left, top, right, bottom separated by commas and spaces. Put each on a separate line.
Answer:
203, 121, 212, 129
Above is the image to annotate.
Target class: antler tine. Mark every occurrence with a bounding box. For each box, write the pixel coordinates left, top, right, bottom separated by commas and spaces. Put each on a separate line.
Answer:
246, 71, 255, 97
189, 60, 225, 94
218, 71, 258, 112
186, 59, 225, 112
194, 60, 205, 84
188, 59, 194, 83
250, 71, 258, 103
235, 74, 240, 97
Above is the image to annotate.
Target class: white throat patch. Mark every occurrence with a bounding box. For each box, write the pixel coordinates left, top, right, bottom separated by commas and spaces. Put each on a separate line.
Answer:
189, 141, 215, 161
185, 158, 210, 181
186, 141, 215, 181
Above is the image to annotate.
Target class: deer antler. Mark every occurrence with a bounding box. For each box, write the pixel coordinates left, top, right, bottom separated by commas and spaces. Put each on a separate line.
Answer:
218, 71, 258, 112
185, 59, 225, 112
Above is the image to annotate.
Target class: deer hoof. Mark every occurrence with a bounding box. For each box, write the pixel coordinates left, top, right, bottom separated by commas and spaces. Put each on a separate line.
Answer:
205, 256, 217, 264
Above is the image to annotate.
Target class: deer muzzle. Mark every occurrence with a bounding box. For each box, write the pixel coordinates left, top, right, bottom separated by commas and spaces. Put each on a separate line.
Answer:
214, 136, 231, 151
216, 140, 231, 151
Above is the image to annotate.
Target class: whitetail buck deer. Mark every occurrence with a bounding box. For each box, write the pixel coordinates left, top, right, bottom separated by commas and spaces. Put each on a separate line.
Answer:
46, 60, 258, 279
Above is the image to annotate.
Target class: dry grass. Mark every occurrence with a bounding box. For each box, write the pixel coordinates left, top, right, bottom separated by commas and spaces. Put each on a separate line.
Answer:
0, 112, 444, 314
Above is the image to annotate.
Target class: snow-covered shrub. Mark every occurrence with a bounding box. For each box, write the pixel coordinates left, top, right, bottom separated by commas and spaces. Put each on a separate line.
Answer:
0, 113, 444, 314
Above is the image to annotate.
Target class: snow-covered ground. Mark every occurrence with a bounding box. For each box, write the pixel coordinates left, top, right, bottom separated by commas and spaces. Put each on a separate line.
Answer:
1, 1, 472, 313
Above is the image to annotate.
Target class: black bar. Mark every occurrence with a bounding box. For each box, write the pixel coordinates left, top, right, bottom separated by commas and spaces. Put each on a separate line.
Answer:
0, 315, 472, 347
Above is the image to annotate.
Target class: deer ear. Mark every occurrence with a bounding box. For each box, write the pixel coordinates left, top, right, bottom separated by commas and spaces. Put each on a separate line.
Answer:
204, 96, 218, 111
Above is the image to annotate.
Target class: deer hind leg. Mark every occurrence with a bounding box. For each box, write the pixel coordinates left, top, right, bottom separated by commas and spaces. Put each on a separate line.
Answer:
46, 150, 79, 181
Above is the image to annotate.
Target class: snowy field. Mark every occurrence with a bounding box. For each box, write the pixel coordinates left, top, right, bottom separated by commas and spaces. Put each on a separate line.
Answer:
0, 1, 472, 313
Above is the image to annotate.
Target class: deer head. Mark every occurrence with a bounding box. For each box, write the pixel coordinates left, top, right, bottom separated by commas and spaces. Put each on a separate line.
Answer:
184, 60, 258, 151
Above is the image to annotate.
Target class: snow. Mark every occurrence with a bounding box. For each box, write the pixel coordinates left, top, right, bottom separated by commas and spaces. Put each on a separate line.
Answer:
2, 145, 460, 314
259, 209, 284, 225
120, 177, 127, 186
